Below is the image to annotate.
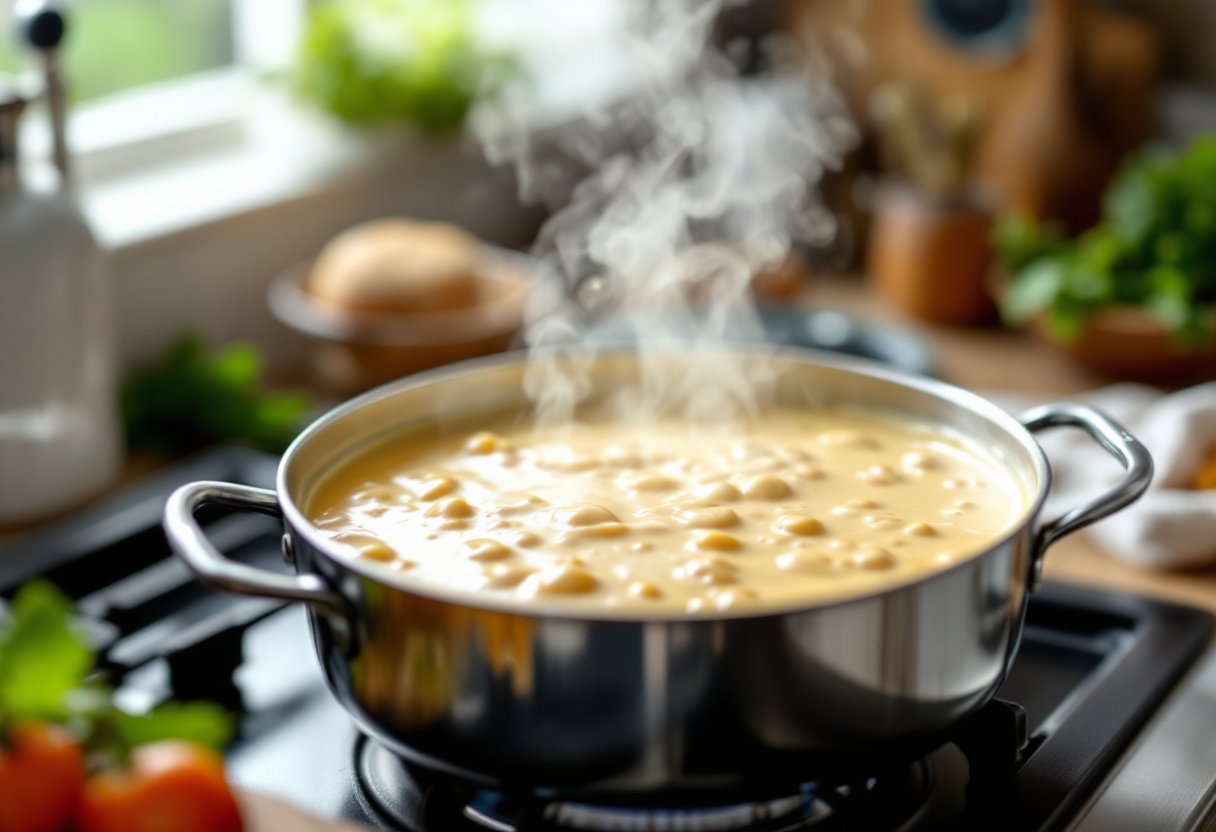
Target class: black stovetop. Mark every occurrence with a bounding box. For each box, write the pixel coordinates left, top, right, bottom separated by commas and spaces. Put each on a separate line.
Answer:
1, 446, 1212, 832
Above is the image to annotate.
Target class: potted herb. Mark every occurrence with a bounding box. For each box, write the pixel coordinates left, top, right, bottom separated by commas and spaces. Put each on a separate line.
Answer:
996, 135, 1216, 381
296, 0, 518, 139
866, 85, 994, 325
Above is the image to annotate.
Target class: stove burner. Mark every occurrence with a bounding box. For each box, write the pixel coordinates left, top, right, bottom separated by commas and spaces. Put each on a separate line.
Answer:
353, 735, 931, 832
501, 788, 830, 832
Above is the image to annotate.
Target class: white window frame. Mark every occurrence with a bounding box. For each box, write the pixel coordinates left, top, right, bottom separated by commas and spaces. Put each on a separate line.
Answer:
18, 0, 305, 192
11, 0, 631, 253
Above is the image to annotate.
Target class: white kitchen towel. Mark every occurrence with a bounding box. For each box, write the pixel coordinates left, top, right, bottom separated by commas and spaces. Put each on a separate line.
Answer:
986, 383, 1216, 570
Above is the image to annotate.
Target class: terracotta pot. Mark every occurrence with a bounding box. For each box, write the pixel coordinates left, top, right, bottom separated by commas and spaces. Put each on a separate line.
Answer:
868, 184, 995, 325
1031, 307, 1216, 384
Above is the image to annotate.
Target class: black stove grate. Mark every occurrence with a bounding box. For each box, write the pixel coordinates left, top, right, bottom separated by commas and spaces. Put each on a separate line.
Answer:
1, 446, 1212, 832
0, 447, 283, 712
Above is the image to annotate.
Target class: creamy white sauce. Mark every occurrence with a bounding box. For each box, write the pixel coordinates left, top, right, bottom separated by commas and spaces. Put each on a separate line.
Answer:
307, 408, 1025, 615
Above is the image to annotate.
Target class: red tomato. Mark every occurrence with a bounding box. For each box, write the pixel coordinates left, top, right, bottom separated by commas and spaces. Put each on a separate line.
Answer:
77, 741, 243, 832
0, 721, 86, 832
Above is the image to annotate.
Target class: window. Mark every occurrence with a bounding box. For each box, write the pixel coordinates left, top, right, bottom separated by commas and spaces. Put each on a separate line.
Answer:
1, 0, 235, 103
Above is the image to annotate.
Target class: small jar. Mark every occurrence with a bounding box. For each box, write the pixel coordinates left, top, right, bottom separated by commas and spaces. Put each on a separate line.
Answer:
867, 182, 996, 326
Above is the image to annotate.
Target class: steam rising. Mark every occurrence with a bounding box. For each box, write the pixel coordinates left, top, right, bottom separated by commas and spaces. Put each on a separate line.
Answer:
476, 0, 854, 427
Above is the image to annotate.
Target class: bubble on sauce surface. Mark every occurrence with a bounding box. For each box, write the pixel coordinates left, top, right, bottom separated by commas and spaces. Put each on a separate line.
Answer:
902, 452, 936, 473
772, 514, 823, 536
621, 473, 680, 492
831, 499, 877, 515
416, 477, 457, 501
713, 589, 757, 611
739, 474, 792, 500
689, 482, 742, 502
353, 486, 399, 503
552, 505, 619, 527
943, 478, 984, 490
466, 539, 512, 561
792, 464, 824, 480
676, 556, 738, 585
425, 497, 476, 519
857, 465, 899, 485
629, 581, 662, 599
904, 522, 935, 537
358, 541, 396, 562
481, 564, 537, 589
849, 548, 896, 570
490, 495, 547, 516
689, 531, 741, 551
519, 566, 599, 596
465, 432, 503, 455
510, 531, 543, 548
675, 506, 740, 529
817, 429, 878, 449
744, 457, 788, 474
729, 442, 773, 461
776, 552, 833, 573
863, 514, 902, 530
556, 523, 628, 544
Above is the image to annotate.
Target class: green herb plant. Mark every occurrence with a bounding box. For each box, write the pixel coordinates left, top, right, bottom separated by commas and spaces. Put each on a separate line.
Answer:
297, 0, 518, 138
0, 582, 234, 763
122, 335, 310, 457
995, 134, 1216, 348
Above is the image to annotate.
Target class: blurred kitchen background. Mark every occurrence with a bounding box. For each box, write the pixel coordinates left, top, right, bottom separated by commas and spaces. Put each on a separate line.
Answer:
4, 0, 1216, 525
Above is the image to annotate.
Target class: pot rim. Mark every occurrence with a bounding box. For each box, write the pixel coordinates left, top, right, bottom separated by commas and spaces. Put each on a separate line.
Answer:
276, 345, 1051, 622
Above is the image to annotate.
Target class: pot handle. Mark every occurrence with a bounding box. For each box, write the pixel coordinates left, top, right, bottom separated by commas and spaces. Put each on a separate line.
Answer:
163, 481, 354, 625
1020, 403, 1153, 589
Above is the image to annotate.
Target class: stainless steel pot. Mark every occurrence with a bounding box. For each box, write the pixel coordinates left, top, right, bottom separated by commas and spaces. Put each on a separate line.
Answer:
163, 349, 1151, 793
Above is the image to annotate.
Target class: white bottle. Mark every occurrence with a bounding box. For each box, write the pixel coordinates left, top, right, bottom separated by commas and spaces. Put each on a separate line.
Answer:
0, 82, 121, 524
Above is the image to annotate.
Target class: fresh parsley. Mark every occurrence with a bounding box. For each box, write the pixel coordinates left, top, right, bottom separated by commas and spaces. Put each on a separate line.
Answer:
995, 134, 1216, 347
122, 335, 310, 457
296, 0, 518, 137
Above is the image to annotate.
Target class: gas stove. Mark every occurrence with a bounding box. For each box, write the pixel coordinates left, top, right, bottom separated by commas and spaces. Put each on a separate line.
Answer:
2, 446, 1214, 832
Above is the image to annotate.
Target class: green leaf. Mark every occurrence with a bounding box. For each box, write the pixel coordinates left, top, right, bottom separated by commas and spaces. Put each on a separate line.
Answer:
112, 701, 236, 752
0, 582, 95, 720
994, 133, 1216, 348
991, 213, 1068, 273
1104, 155, 1159, 244
1001, 258, 1065, 326
296, 0, 519, 136
1042, 303, 1087, 343
122, 334, 311, 456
